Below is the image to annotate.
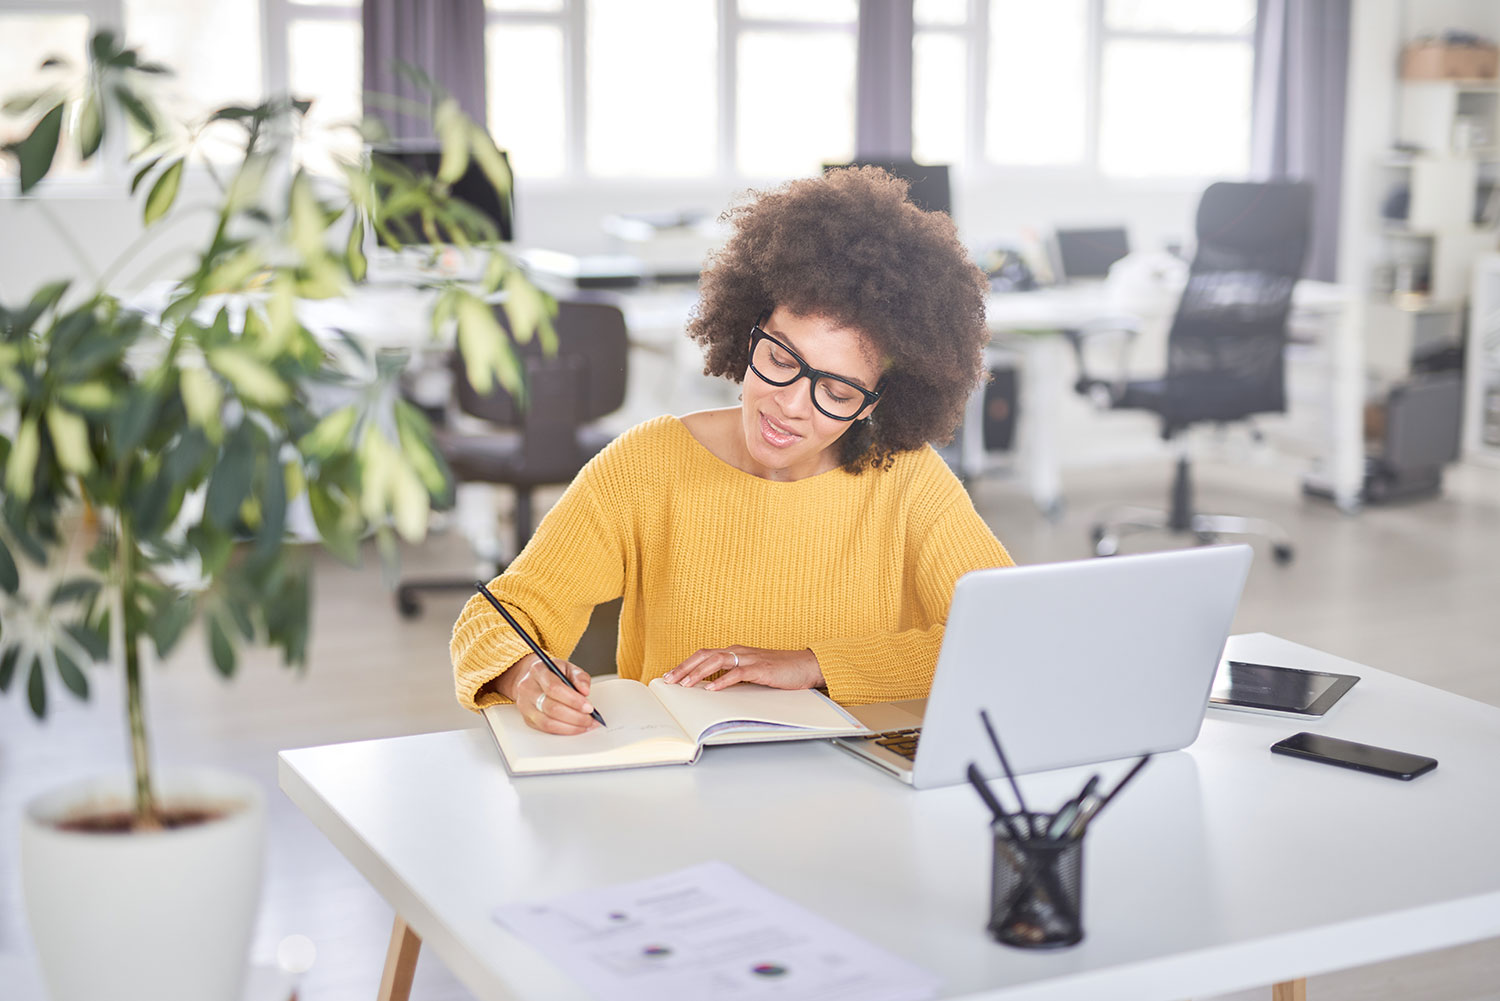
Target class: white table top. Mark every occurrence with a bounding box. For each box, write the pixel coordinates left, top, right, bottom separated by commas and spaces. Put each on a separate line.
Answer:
278, 634, 1500, 1001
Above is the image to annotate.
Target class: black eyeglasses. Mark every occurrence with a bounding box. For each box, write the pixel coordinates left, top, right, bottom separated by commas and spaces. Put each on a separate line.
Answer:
747, 325, 883, 421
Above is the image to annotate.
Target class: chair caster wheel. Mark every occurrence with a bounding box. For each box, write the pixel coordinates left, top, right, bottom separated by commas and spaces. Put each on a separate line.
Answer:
396, 588, 422, 619
1095, 535, 1119, 557
1090, 525, 1105, 545
1272, 543, 1294, 566
1195, 531, 1219, 546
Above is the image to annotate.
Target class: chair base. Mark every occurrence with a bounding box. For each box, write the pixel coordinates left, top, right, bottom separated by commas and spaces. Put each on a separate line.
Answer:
1090, 457, 1295, 565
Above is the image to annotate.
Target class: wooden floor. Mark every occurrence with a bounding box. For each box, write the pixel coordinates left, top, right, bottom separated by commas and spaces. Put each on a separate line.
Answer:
2, 449, 1498, 1000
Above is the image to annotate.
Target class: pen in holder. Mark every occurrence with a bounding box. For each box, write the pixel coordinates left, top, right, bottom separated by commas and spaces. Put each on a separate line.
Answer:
971, 712, 1151, 951
988, 812, 1084, 949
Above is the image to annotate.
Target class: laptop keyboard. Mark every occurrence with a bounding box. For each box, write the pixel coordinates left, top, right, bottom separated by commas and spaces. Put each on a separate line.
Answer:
870, 727, 922, 761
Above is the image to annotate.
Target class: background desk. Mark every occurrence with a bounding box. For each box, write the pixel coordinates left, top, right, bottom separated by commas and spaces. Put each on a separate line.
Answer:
964, 281, 1356, 516
279, 633, 1500, 1001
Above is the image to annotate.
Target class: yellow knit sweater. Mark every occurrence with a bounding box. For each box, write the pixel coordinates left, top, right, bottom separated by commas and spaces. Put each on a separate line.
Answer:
450, 415, 1014, 710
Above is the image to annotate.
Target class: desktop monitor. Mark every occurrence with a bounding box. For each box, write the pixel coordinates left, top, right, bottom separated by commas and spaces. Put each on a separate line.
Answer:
822, 158, 952, 216
370, 141, 515, 243
1052, 226, 1130, 282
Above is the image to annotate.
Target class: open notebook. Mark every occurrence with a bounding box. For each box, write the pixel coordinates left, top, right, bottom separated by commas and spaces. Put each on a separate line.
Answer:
482, 678, 869, 776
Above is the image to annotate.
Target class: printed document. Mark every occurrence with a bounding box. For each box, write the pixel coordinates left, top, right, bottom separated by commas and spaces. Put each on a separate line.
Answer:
492, 860, 940, 1001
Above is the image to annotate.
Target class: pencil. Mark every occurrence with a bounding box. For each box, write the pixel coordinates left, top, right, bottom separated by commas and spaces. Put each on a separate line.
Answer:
473, 581, 606, 727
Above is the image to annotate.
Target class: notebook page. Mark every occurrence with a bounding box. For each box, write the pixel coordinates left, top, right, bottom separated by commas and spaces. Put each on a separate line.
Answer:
485, 678, 696, 772
648, 680, 865, 745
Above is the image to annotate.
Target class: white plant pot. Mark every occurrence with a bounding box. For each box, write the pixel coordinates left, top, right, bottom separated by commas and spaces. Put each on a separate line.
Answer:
20, 767, 266, 1001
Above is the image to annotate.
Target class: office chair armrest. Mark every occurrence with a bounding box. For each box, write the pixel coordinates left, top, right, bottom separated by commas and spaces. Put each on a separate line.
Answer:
1063, 316, 1141, 408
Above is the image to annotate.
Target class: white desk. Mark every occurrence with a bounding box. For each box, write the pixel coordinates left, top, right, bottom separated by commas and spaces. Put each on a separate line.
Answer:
968, 281, 1357, 516
279, 634, 1500, 1001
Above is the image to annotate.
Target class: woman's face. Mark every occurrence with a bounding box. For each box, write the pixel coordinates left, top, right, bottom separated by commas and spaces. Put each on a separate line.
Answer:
739, 307, 882, 481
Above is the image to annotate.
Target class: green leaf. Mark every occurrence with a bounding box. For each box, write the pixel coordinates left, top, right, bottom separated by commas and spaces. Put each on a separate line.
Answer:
5, 417, 40, 502
130, 155, 164, 195
113, 83, 159, 137
27, 655, 45, 718
226, 595, 255, 641
345, 214, 367, 282
289, 171, 324, 258
57, 380, 115, 412
0, 646, 18, 692
77, 91, 103, 160
90, 30, 124, 68
208, 614, 236, 678
468, 123, 513, 204
308, 484, 361, 565
207, 104, 258, 124
46, 405, 93, 475
255, 451, 287, 557
204, 437, 255, 529
149, 598, 194, 658
64, 621, 108, 661
54, 646, 89, 699
178, 366, 224, 440
143, 158, 184, 225
394, 399, 451, 499
434, 98, 470, 185
113, 386, 161, 457
207, 346, 289, 406
49, 577, 101, 606
11, 103, 65, 194
502, 272, 556, 350
0, 538, 17, 594
15, 280, 69, 334
300, 405, 358, 461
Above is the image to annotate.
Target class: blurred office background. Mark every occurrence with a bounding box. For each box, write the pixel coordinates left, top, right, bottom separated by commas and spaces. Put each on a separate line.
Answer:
2, 1, 1498, 999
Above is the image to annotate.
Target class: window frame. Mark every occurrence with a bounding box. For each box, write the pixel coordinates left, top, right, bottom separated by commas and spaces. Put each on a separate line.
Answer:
484, 0, 856, 182
916, 0, 1256, 184
0, 0, 359, 191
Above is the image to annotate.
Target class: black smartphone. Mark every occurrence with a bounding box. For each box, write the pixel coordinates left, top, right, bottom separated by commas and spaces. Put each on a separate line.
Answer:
1270, 732, 1437, 780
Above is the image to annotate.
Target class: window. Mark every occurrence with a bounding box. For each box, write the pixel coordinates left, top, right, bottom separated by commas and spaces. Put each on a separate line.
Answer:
485, 0, 857, 181
0, 0, 360, 182
735, 14, 856, 179
1098, 0, 1254, 178
915, 0, 1256, 178
0, 9, 94, 181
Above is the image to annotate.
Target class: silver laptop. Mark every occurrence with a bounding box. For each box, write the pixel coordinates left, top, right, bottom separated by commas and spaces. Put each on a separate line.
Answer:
833, 545, 1253, 789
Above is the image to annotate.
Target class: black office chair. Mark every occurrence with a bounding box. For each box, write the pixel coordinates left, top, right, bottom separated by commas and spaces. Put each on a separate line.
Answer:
1068, 180, 1312, 564
395, 298, 629, 618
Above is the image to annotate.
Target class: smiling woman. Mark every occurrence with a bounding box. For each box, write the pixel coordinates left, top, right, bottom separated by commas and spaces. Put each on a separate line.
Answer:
451, 166, 1015, 734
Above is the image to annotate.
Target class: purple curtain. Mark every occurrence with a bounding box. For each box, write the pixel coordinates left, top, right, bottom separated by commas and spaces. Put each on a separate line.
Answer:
855, 0, 914, 158
1251, 0, 1350, 281
363, 0, 487, 142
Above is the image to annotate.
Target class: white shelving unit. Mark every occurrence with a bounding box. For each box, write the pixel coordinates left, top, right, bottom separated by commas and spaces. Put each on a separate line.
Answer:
1466, 252, 1500, 465
1377, 81, 1500, 304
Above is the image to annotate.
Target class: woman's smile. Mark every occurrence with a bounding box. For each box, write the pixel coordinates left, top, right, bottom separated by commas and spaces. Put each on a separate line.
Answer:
758, 412, 801, 448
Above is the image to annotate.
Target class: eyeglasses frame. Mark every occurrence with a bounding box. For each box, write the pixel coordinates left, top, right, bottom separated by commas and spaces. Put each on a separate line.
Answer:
746, 325, 884, 422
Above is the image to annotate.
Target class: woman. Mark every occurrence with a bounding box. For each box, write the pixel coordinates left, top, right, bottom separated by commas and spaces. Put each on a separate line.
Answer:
451, 166, 1014, 734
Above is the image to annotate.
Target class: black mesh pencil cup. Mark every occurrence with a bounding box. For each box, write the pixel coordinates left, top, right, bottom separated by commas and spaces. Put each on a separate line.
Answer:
987, 812, 1084, 949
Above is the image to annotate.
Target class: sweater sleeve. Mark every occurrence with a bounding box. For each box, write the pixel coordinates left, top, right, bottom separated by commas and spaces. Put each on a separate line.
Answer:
810, 489, 1014, 705
449, 445, 630, 712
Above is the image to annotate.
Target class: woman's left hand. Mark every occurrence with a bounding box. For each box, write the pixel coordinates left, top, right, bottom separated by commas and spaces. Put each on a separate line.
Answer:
663, 646, 824, 692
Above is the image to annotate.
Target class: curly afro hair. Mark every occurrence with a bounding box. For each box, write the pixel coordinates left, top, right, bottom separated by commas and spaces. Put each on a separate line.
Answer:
687, 166, 990, 473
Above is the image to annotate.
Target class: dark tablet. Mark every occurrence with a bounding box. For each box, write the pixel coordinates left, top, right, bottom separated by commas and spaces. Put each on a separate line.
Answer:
1208, 660, 1359, 718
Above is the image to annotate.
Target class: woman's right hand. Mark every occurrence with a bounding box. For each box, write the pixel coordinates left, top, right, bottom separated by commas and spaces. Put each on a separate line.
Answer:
499, 655, 599, 734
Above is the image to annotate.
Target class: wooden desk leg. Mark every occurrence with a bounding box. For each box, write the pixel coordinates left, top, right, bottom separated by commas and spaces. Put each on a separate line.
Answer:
378, 916, 422, 1001
1272, 978, 1307, 1001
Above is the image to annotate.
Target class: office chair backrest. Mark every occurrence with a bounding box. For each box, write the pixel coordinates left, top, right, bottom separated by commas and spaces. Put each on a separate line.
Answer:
451, 298, 629, 429
1162, 180, 1312, 429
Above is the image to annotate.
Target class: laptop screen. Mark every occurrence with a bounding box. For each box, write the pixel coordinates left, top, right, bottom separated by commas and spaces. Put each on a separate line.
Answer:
1054, 227, 1130, 282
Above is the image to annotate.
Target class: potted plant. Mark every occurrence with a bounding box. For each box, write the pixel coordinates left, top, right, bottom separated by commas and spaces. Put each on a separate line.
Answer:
1, 32, 550, 1001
